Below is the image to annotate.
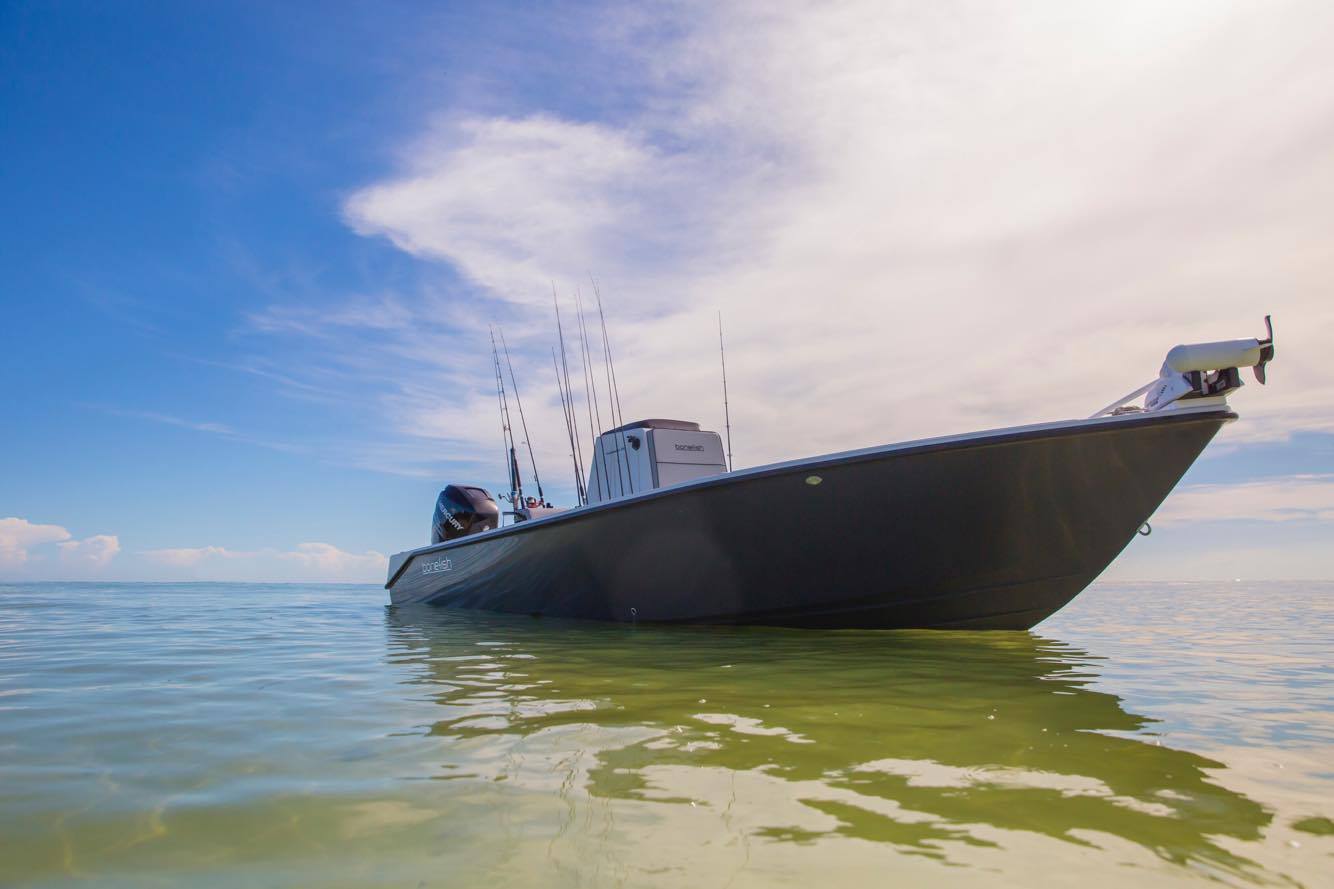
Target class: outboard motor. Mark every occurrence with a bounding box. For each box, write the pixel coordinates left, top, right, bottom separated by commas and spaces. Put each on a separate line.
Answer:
431, 485, 500, 544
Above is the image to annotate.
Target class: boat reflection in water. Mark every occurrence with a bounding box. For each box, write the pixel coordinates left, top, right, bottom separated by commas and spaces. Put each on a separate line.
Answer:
385, 607, 1274, 883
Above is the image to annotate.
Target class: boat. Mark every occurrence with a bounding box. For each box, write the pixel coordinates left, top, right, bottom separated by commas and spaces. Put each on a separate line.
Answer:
385, 317, 1274, 629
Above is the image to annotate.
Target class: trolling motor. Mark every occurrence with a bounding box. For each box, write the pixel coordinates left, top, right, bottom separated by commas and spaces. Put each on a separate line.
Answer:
1092, 316, 1275, 417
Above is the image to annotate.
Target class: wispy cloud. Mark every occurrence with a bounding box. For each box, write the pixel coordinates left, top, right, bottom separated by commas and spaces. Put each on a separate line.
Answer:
344, 115, 699, 303
247, 294, 420, 337
1154, 474, 1334, 525
94, 406, 310, 455
183, 356, 344, 404
97, 401, 485, 481
245, 2, 1334, 493
105, 409, 237, 436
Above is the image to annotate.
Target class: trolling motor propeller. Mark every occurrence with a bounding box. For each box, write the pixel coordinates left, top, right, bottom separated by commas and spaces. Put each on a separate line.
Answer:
1159, 314, 1276, 381
1253, 314, 1275, 385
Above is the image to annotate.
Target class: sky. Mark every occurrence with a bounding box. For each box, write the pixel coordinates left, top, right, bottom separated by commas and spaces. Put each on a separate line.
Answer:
2, 0, 1332, 584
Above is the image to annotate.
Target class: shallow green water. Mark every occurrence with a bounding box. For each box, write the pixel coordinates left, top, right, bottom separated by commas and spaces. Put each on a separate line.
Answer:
1, 581, 1330, 887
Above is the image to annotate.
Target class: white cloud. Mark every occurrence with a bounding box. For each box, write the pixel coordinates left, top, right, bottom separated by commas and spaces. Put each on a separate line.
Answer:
346, 116, 682, 303
57, 534, 121, 567
0, 518, 121, 576
1154, 474, 1334, 525
1, 521, 385, 583
141, 545, 239, 567
0, 517, 71, 567
140, 542, 388, 582
278, 542, 389, 576
327, 0, 1334, 478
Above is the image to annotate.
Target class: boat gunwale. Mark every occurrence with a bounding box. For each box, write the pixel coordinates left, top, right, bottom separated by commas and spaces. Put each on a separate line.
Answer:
386, 406, 1236, 589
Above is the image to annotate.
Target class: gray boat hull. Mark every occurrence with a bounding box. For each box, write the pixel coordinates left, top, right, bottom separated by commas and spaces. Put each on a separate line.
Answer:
386, 410, 1230, 629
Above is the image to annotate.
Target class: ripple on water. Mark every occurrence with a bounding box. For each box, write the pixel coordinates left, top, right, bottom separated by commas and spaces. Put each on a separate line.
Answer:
0, 580, 1330, 888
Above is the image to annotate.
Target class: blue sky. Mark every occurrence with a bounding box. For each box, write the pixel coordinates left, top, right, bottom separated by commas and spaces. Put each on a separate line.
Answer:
2, 1, 1332, 582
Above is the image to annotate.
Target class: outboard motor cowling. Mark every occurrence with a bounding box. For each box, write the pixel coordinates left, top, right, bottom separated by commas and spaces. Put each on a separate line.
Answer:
431, 485, 500, 543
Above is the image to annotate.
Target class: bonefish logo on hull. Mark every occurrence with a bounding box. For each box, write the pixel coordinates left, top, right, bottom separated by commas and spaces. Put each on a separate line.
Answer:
422, 557, 453, 575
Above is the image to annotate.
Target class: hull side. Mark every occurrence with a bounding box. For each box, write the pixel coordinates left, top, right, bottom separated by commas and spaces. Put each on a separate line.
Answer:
388, 411, 1228, 629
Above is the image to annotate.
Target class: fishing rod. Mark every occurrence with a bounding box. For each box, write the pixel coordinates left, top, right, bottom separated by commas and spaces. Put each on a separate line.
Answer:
574, 291, 597, 460
498, 327, 544, 503
489, 328, 522, 507
591, 278, 626, 431
591, 278, 632, 494
575, 289, 614, 501
718, 311, 733, 472
551, 348, 585, 504
553, 288, 587, 504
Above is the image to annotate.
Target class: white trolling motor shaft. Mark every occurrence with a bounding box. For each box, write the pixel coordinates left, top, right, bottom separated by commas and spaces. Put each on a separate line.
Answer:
1163, 339, 1265, 375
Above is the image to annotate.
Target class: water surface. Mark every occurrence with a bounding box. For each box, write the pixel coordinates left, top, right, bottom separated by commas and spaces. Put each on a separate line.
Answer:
1, 581, 1330, 887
